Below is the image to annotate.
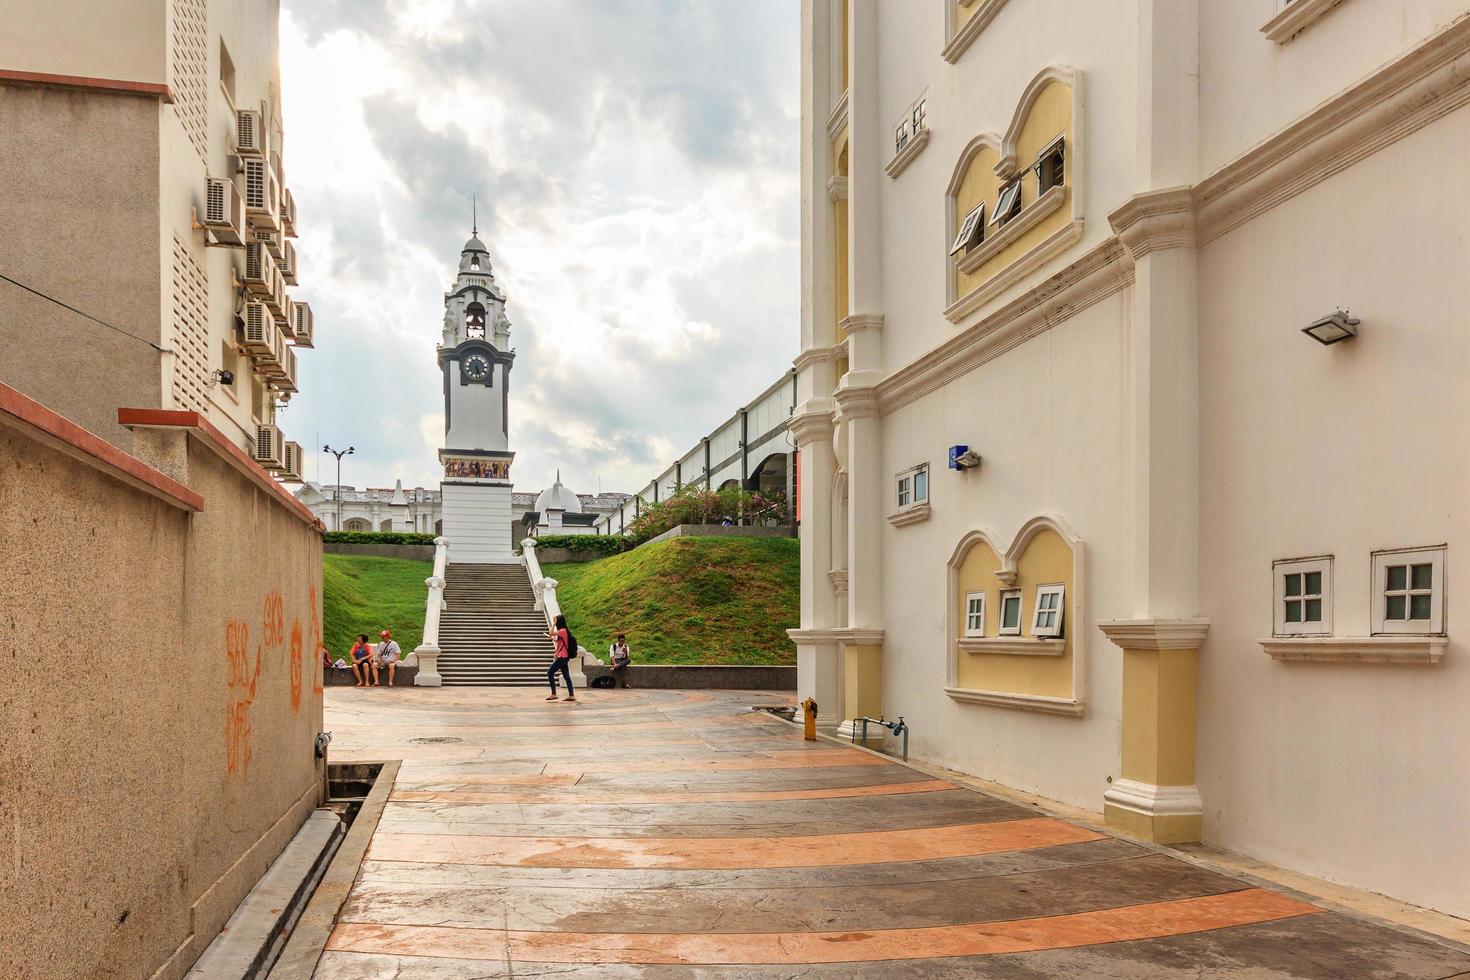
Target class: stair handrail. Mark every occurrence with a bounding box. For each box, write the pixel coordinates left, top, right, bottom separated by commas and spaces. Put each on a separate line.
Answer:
521, 538, 561, 625
411, 536, 450, 686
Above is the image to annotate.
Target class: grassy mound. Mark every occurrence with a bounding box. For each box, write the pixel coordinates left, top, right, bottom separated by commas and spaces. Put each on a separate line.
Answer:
322, 553, 431, 661
542, 536, 799, 665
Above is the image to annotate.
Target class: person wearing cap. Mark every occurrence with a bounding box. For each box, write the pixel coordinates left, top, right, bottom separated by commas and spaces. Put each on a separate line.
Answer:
375, 629, 402, 687
608, 633, 632, 688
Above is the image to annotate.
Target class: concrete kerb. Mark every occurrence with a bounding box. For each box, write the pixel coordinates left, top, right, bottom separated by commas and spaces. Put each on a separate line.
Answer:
266, 759, 401, 980
758, 711, 1470, 956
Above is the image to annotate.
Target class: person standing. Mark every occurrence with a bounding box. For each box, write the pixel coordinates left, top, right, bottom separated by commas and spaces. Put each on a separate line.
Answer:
608, 633, 632, 688
375, 629, 401, 687
350, 634, 373, 687
545, 613, 576, 702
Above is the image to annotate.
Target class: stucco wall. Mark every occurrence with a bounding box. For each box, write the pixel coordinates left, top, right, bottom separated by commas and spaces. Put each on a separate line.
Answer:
0, 420, 325, 978
0, 85, 162, 446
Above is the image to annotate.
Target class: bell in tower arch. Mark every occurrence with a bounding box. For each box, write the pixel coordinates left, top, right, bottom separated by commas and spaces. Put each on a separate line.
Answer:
465, 301, 487, 339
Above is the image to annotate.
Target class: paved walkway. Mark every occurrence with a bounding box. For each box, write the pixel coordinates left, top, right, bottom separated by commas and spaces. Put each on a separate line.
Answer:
318, 688, 1470, 978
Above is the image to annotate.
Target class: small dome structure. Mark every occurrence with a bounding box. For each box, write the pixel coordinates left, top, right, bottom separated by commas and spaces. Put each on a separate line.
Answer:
534, 470, 583, 513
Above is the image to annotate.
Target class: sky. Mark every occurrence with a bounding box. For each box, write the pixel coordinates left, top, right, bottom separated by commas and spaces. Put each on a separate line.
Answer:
278, 0, 800, 497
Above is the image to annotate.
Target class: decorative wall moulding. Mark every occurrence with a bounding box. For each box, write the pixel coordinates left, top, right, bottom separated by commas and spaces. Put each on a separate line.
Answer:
1260, 636, 1447, 665
942, 0, 1011, 65
1260, 0, 1345, 44
827, 569, 849, 597
788, 626, 886, 645
1103, 778, 1203, 818
826, 175, 849, 202
840, 313, 885, 334
945, 685, 1085, 716
1097, 618, 1211, 651
826, 89, 850, 140
945, 220, 1087, 326
1108, 187, 1197, 260
833, 383, 881, 421
786, 405, 836, 447
792, 344, 844, 374
884, 128, 930, 179
887, 502, 931, 528
957, 637, 1065, 657
956, 185, 1065, 275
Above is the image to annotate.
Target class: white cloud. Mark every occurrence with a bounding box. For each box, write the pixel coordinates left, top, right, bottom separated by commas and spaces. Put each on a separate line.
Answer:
279, 0, 798, 497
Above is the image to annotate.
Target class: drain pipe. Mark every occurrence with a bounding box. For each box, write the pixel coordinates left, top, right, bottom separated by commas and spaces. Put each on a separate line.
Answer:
854, 716, 909, 761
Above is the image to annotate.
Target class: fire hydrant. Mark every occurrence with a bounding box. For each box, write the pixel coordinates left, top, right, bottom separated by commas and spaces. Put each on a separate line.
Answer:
801, 698, 818, 740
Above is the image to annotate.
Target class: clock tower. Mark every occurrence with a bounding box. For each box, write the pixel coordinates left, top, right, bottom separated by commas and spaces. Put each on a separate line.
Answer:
437, 230, 517, 562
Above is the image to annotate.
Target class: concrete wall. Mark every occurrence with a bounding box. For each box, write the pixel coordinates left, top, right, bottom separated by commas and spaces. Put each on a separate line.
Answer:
0, 85, 163, 446
0, 398, 325, 979
324, 542, 435, 561
583, 663, 797, 691
644, 524, 793, 546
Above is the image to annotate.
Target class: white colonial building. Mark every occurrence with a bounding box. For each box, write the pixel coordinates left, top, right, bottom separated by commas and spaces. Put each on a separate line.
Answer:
298, 480, 628, 535
795, 0, 1470, 921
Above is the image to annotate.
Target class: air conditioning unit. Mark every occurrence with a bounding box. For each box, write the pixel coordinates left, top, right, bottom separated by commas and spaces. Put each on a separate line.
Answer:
202, 176, 245, 245
241, 158, 280, 231
280, 440, 304, 482
235, 109, 266, 157
253, 424, 284, 470
290, 300, 314, 348
280, 240, 298, 285
264, 268, 287, 317
272, 345, 298, 394
253, 226, 283, 260
273, 295, 292, 331
280, 187, 297, 237
241, 300, 275, 353
242, 241, 278, 295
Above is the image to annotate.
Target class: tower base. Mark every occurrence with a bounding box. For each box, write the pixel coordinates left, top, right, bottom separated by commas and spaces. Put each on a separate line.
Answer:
441, 481, 516, 563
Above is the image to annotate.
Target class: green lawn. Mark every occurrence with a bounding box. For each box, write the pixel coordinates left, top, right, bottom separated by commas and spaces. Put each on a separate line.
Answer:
543, 536, 799, 665
322, 553, 431, 661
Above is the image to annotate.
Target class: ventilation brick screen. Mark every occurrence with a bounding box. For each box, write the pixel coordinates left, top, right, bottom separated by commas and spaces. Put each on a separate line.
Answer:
171, 0, 209, 162
171, 235, 210, 413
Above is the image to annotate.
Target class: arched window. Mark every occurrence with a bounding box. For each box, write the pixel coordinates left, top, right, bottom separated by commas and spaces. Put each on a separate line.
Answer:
465, 302, 486, 338
344, 518, 370, 532
470, 254, 481, 271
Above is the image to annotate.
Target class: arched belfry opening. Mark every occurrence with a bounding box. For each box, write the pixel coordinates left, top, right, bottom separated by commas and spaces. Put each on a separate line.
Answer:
465, 301, 486, 339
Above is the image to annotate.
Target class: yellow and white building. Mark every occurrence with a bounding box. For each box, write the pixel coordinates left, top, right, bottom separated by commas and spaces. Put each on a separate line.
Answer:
1, 0, 313, 472
794, 0, 1470, 918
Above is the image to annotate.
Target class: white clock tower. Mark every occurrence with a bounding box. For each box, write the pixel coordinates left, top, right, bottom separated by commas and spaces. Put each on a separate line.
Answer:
437, 230, 516, 562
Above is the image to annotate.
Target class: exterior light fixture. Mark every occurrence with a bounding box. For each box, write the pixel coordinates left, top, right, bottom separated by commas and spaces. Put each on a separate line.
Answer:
1302, 310, 1359, 345
949, 445, 983, 471
208, 368, 234, 387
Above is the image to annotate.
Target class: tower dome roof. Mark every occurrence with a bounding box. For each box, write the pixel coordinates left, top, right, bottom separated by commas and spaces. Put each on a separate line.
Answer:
534, 471, 583, 513
462, 234, 488, 254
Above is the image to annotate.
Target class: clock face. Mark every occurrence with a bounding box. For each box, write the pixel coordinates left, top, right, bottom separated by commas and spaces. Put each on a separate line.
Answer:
463, 354, 490, 382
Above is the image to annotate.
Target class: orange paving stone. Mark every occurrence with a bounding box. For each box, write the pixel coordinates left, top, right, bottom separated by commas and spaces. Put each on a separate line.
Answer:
389, 778, 956, 805
366, 816, 1104, 869
326, 888, 1322, 965
540, 746, 889, 774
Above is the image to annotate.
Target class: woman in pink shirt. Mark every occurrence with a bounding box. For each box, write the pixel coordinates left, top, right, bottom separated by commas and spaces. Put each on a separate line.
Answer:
545, 614, 576, 702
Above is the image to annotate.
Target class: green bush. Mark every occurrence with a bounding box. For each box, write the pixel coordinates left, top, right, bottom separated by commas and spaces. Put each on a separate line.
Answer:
523, 535, 626, 557
624, 486, 788, 545
323, 531, 436, 545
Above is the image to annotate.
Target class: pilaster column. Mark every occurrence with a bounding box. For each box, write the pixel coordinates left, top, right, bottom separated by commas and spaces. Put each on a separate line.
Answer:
1098, 619, 1209, 842
788, 400, 841, 728
833, 376, 883, 743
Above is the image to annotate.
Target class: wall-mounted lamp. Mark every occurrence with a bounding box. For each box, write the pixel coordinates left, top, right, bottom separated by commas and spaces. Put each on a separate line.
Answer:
207, 368, 235, 387
1302, 310, 1359, 346
949, 445, 983, 471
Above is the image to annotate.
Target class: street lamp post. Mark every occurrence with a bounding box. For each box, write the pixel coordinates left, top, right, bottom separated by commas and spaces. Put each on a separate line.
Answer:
322, 444, 355, 530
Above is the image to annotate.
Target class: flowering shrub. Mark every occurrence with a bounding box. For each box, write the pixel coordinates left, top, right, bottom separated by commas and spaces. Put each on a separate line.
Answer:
624, 486, 788, 545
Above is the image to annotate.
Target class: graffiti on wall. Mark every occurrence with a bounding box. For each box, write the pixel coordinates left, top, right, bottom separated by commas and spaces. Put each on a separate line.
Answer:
225, 619, 261, 777
309, 584, 325, 697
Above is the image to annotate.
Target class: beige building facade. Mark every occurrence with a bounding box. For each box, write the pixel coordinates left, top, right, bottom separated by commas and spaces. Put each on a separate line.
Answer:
795, 0, 1470, 918
1, 0, 313, 470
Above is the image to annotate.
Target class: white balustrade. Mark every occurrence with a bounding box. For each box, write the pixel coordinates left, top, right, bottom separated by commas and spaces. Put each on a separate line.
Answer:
522, 538, 598, 666
412, 536, 450, 686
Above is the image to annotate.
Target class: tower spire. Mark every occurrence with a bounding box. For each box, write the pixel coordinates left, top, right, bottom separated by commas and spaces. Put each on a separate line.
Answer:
472, 194, 477, 236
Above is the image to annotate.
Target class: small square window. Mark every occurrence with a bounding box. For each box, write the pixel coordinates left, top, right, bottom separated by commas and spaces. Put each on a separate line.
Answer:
895, 119, 911, 154
1034, 135, 1065, 194
895, 464, 928, 511
964, 591, 986, 637
1032, 584, 1065, 637
989, 181, 1022, 227
1273, 557, 1331, 636
949, 204, 985, 255
1373, 546, 1445, 634
999, 589, 1022, 636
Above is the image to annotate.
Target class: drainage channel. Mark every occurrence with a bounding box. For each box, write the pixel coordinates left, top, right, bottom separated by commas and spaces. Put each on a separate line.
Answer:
185, 761, 398, 979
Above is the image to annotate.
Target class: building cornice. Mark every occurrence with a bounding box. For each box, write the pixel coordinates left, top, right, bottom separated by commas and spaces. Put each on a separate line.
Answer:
787, 404, 836, 447
787, 626, 884, 645
885, 239, 1131, 414
839, 313, 884, 334
1108, 187, 1197, 260
825, 175, 849, 202
792, 343, 844, 374
825, 89, 850, 141
833, 381, 881, 421
1097, 618, 1211, 651
1260, 0, 1344, 44
0, 68, 175, 103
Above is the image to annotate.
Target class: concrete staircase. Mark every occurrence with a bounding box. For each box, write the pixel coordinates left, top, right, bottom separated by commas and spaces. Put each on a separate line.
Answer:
437, 562, 554, 686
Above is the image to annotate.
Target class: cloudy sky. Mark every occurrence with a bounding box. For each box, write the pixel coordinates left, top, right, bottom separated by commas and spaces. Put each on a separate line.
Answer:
279, 0, 799, 497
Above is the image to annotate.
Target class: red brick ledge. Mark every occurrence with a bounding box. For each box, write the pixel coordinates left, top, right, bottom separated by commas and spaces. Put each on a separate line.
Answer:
0, 383, 203, 512
119, 408, 324, 531
0, 68, 175, 102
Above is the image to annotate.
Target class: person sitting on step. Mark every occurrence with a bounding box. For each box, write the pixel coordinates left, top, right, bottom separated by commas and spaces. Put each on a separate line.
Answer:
609, 633, 632, 688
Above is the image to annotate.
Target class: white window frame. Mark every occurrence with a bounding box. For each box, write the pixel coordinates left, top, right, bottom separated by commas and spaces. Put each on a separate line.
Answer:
964, 591, 986, 637
1372, 546, 1446, 635
949, 203, 984, 255
1032, 584, 1065, 637
1272, 556, 1332, 636
988, 180, 1022, 227
998, 589, 1023, 636
1034, 135, 1065, 195
895, 463, 929, 511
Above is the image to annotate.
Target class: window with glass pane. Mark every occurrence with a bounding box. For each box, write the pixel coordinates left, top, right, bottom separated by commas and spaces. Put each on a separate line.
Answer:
1282, 570, 1323, 624
895, 465, 927, 511
964, 592, 985, 636
1033, 585, 1065, 637
897, 475, 911, 507
1371, 548, 1444, 634
999, 590, 1022, 635
913, 467, 928, 503
1384, 562, 1433, 621
1272, 556, 1333, 636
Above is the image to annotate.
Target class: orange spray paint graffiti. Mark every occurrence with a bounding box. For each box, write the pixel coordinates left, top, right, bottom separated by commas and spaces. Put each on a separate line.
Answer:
310, 584, 325, 697
225, 620, 262, 777
289, 619, 303, 712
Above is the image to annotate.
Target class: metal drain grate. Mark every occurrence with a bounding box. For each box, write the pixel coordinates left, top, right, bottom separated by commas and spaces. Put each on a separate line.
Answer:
410, 736, 464, 744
